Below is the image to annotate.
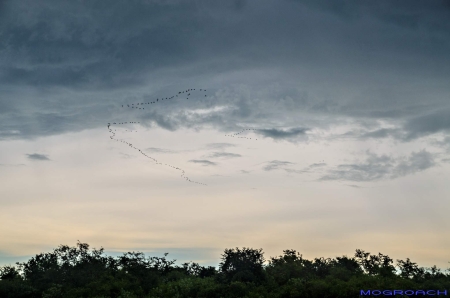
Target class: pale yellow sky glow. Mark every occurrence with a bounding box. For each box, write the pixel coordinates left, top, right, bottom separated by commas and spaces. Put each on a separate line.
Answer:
1, 0, 450, 274
1, 124, 449, 269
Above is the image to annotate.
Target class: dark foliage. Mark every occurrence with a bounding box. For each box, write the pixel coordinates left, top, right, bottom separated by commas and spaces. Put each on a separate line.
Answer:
219, 247, 266, 284
0, 242, 449, 297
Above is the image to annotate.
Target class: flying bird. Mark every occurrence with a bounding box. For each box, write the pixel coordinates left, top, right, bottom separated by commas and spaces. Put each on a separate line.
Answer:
108, 88, 217, 186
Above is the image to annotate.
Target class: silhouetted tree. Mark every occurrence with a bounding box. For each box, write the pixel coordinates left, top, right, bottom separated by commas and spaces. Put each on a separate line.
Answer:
0, 265, 21, 281
219, 247, 266, 284
1, 243, 449, 298
396, 257, 424, 280
354, 249, 396, 277
182, 261, 217, 278
328, 255, 364, 281
266, 249, 314, 286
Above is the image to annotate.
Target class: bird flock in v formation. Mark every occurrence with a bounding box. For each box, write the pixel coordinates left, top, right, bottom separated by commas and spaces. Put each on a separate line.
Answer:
107, 88, 259, 186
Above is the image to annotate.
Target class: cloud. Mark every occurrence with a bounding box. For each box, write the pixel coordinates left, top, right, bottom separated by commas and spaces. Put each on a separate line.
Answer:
361, 128, 402, 139
391, 150, 436, 178
205, 143, 236, 150
308, 163, 326, 168
284, 168, 308, 174
403, 109, 450, 140
142, 111, 180, 131
119, 152, 134, 159
145, 147, 175, 154
345, 184, 362, 188
320, 149, 436, 182
292, 0, 450, 48
263, 160, 294, 171
206, 152, 241, 159
26, 153, 50, 161
0, 0, 449, 157
257, 127, 309, 140
281, 162, 326, 175
188, 159, 217, 166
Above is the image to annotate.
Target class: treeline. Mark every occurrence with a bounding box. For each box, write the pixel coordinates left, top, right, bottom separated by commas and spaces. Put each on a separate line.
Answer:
0, 241, 448, 298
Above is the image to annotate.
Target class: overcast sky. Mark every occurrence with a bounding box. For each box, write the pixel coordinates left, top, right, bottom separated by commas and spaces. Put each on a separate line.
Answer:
1, 0, 450, 270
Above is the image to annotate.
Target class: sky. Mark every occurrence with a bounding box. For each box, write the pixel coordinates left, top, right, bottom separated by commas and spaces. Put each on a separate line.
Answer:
1, 0, 450, 270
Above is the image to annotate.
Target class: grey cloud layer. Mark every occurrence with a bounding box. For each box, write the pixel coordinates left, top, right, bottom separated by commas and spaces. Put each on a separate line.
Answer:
188, 160, 217, 166
145, 147, 176, 154
26, 153, 50, 161
320, 150, 436, 182
404, 109, 450, 140
263, 160, 294, 171
0, 0, 449, 150
257, 128, 308, 140
207, 152, 241, 159
205, 143, 236, 150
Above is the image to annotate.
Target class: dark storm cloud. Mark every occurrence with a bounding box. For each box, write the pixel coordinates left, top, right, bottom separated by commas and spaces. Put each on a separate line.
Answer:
188, 159, 217, 166
429, 137, 450, 155
142, 111, 179, 131
333, 126, 421, 142
0, 104, 117, 140
403, 109, 450, 140
297, 0, 450, 29
257, 128, 309, 140
0, 0, 449, 147
26, 153, 50, 161
263, 160, 294, 171
320, 149, 436, 182
0, 1, 196, 89
0, 0, 263, 90
207, 152, 241, 159
361, 129, 401, 139
233, 0, 247, 10
333, 128, 407, 142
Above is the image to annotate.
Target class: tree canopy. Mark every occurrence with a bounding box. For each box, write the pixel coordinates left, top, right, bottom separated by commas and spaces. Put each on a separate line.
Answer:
0, 241, 449, 297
